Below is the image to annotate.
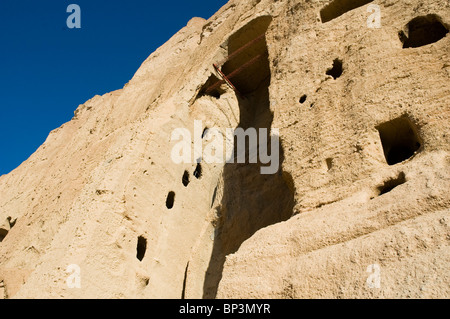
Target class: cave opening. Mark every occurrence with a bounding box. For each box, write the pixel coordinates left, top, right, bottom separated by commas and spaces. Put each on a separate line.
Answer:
202, 16, 295, 299
326, 58, 343, 79
182, 170, 190, 187
377, 172, 407, 196
136, 236, 147, 262
326, 158, 334, 171
166, 191, 175, 209
320, 0, 374, 23
194, 163, 203, 179
376, 115, 422, 165
299, 94, 307, 104
399, 14, 449, 49
0, 217, 15, 243
0, 229, 7, 243
197, 74, 226, 99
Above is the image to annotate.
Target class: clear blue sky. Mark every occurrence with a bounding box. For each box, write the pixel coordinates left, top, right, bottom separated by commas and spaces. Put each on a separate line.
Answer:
0, 0, 226, 176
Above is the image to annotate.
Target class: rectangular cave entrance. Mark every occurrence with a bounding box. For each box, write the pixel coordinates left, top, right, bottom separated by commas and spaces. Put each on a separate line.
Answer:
196, 16, 273, 99
219, 16, 273, 96
320, 0, 374, 23
399, 14, 449, 48
202, 16, 295, 299
376, 115, 422, 165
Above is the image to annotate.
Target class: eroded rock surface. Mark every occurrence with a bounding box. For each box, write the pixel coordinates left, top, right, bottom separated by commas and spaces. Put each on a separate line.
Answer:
0, 0, 449, 298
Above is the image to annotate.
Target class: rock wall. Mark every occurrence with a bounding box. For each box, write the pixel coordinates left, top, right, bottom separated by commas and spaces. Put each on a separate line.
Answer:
0, 0, 449, 299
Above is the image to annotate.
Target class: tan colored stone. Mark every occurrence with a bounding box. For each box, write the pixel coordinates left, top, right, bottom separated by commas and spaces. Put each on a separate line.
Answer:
0, 0, 449, 299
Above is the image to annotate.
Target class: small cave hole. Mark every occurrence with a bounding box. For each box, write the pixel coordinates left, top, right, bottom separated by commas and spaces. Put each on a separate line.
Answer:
399, 14, 449, 49
182, 170, 190, 187
326, 58, 343, 79
136, 236, 147, 262
193, 163, 202, 179
0, 229, 7, 243
299, 95, 307, 104
376, 115, 422, 165
0, 217, 16, 243
8, 217, 16, 228
377, 172, 407, 196
196, 74, 226, 99
202, 127, 209, 139
326, 158, 333, 171
166, 191, 175, 209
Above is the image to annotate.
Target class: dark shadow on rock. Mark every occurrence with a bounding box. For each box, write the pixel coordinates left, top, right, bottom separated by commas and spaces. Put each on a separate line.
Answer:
202, 17, 295, 296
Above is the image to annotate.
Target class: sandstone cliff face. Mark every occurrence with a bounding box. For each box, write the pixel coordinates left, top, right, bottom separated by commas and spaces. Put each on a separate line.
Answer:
0, 0, 449, 299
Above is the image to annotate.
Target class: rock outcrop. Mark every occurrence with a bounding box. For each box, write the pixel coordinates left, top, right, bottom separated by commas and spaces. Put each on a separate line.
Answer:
0, 0, 449, 298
